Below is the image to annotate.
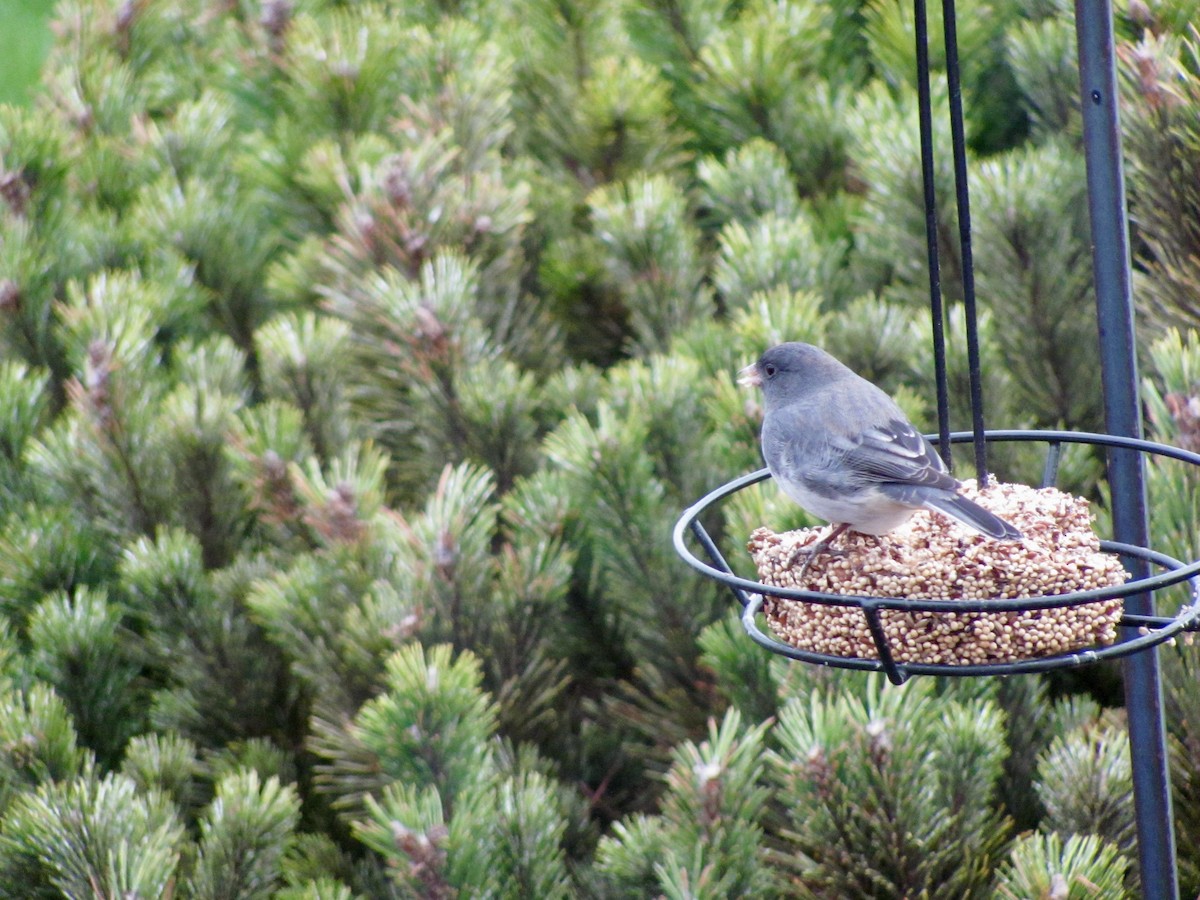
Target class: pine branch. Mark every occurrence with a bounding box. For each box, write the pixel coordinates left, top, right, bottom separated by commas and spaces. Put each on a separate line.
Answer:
1120, 33, 1200, 335
587, 174, 711, 354
594, 709, 776, 897
189, 770, 302, 900
0, 764, 184, 898
27, 587, 143, 769
993, 832, 1132, 899
0, 683, 86, 818
1035, 711, 1137, 862
770, 677, 1012, 897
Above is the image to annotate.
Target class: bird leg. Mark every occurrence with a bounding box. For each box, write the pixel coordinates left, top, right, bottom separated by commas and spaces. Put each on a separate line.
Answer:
787, 522, 853, 583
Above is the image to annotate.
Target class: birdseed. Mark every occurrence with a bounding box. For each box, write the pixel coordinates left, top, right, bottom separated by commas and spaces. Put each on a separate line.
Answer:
747, 481, 1128, 665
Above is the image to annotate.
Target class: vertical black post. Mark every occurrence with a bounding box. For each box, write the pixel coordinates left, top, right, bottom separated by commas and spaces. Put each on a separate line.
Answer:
1074, 3, 1178, 897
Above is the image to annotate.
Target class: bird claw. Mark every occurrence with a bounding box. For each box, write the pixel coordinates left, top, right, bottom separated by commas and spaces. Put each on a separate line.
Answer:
785, 523, 852, 583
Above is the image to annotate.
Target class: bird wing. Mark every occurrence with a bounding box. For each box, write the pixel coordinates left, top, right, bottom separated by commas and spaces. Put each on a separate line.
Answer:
839, 418, 960, 491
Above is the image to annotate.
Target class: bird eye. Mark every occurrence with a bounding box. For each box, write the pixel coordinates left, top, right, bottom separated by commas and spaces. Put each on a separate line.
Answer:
763, 363, 777, 378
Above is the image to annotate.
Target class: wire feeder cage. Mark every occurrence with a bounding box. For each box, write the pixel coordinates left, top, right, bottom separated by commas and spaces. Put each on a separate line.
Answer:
673, 429, 1200, 687
672, 0, 1195, 891
671, 0, 1200, 690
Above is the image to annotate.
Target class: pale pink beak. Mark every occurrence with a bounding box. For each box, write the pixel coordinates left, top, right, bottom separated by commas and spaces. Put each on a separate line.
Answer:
737, 363, 761, 388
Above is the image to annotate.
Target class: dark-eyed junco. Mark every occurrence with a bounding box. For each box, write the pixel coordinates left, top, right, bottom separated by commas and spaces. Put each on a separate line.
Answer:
739, 342, 1021, 573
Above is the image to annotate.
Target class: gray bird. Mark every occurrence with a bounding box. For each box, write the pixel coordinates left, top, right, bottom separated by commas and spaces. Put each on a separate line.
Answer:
739, 342, 1021, 572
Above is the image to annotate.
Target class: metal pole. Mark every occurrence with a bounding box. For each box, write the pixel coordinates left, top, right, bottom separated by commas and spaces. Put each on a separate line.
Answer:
1073, 3, 1178, 896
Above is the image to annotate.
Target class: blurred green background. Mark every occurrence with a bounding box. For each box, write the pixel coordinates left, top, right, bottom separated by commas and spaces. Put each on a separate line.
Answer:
0, 0, 53, 105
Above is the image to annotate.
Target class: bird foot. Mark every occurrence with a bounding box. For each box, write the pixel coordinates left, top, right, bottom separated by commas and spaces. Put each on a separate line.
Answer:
784, 543, 848, 570
785, 523, 853, 583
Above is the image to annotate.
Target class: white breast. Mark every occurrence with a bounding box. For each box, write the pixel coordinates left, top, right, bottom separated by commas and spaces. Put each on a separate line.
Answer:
772, 473, 917, 536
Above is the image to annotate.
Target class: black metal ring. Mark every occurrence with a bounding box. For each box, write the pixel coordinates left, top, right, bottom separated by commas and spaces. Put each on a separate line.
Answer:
673, 429, 1200, 683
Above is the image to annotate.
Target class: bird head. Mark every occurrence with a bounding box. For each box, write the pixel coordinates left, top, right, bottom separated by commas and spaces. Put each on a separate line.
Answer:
737, 342, 851, 407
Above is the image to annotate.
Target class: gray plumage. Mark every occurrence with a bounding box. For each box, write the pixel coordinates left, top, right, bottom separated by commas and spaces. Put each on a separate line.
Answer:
739, 342, 1021, 542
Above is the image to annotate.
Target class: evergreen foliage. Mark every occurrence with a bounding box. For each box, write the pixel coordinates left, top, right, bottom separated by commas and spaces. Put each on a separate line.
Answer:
1120, 25, 1200, 335
770, 677, 1011, 897
1142, 327, 1200, 898
0, 0, 1198, 895
992, 832, 1131, 899
594, 709, 774, 897
1035, 711, 1136, 861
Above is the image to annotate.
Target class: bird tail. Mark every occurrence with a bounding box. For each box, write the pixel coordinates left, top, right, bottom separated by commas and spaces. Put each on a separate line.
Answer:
923, 493, 1023, 541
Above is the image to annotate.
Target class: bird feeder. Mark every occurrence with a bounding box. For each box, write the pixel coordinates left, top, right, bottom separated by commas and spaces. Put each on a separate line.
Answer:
672, 1, 1200, 895
676, 432, 1200, 680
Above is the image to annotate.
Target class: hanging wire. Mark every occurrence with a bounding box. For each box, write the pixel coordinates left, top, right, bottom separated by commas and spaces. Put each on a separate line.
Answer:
914, 0, 991, 484
914, 0, 953, 470
940, 0, 991, 487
